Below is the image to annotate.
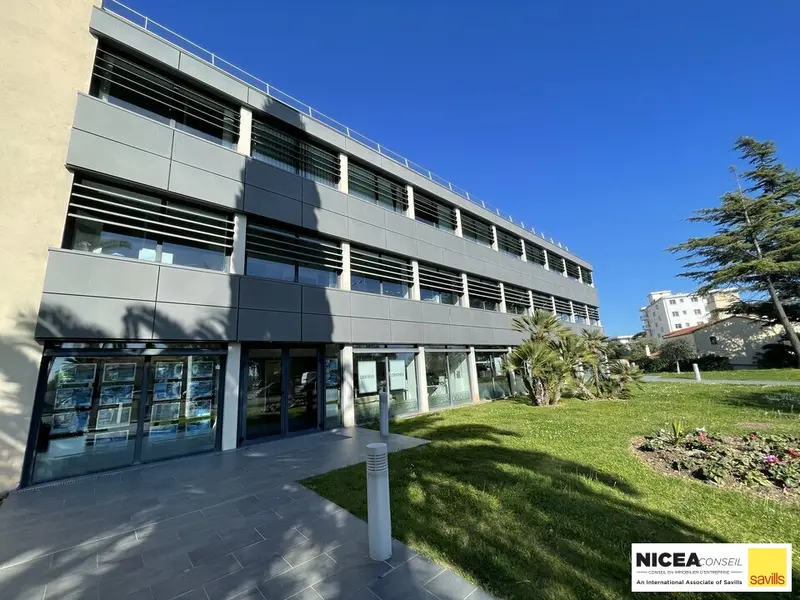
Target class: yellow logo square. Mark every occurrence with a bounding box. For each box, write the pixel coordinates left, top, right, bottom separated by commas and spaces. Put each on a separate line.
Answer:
748, 548, 787, 588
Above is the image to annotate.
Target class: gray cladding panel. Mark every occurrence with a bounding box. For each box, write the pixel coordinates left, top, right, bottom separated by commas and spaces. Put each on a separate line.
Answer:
384, 233, 417, 258
302, 314, 351, 343
66, 129, 170, 190
347, 197, 386, 227
37, 294, 155, 340
302, 181, 348, 216
238, 277, 302, 312
390, 321, 423, 344
73, 95, 173, 158
171, 132, 246, 180
440, 249, 470, 273
384, 211, 417, 239
348, 219, 386, 250
305, 205, 349, 238
420, 303, 451, 325
244, 185, 303, 227
415, 241, 444, 265
298, 114, 348, 149
238, 309, 302, 342
344, 138, 384, 166
177, 53, 248, 102
388, 298, 422, 322
43, 251, 158, 301
90, 8, 180, 69
449, 307, 475, 327
152, 302, 237, 340
244, 159, 303, 199
349, 293, 391, 320
422, 323, 451, 345
168, 162, 243, 210
350, 317, 391, 343
302, 287, 351, 316
156, 266, 238, 307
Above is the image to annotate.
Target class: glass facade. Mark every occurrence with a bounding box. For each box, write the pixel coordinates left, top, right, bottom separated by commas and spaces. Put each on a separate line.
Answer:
425, 351, 472, 410
353, 352, 418, 424
475, 351, 512, 400
30, 348, 222, 484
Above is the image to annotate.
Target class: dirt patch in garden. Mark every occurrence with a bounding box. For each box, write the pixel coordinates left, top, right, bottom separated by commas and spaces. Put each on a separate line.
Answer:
631, 434, 799, 504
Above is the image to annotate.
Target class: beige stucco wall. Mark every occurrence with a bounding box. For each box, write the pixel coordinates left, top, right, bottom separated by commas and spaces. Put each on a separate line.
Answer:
692, 317, 784, 367
0, 0, 99, 490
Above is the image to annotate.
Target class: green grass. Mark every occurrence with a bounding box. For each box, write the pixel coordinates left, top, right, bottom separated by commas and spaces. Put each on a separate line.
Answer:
304, 383, 800, 600
660, 369, 800, 381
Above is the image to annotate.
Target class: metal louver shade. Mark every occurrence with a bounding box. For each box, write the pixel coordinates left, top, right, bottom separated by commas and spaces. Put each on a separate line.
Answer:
414, 193, 456, 230
551, 255, 566, 273
350, 246, 413, 285
504, 285, 529, 307
565, 260, 581, 280
527, 243, 547, 266
531, 292, 554, 313
68, 180, 234, 249
460, 213, 494, 245
251, 119, 340, 185
588, 306, 600, 321
497, 230, 522, 256
583, 269, 594, 285
553, 297, 572, 314
418, 264, 463, 294
467, 276, 502, 302
572, 302, 589, 319
92, 46, 240, 141
246, 222, 342, 271
348, 163, 408, 210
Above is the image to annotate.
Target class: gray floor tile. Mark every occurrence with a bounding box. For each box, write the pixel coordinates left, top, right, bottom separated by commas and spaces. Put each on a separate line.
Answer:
203, 560, 292, 600
312, 558, 392, 599
284, 588, 322, 600
188, 528, 264, 567
234, 530, 308, 568
149, 554, 242, 600
463, 590, 497, 600
368, 556, 445, 600
280, 539, 342, 569
257, 555, 340, 600
424, 570, 476, 600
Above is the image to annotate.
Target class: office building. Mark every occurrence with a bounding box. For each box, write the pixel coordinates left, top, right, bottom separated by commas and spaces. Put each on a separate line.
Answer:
639, 290, 737, 339
0, 1, 601, 488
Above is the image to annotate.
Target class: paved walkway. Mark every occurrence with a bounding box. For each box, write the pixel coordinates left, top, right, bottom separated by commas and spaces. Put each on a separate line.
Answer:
0, 428, 495, 600
645, 375, 800, 386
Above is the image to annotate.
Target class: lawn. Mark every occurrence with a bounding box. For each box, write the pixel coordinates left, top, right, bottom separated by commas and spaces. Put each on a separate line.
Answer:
658, 368, 800, 381
304, 383, 800, 600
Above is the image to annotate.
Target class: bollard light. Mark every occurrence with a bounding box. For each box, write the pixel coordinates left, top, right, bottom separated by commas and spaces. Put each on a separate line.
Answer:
693, 363, 701, 381
366, 442, 392, 561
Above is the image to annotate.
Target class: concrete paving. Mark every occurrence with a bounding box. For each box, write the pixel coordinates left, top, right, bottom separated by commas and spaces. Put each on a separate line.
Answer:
0, 428, 496, 600
645, 375, 800, 386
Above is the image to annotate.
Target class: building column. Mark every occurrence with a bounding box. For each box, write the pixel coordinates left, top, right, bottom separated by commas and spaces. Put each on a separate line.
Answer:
520, 239, 528, 262
341, 345, 355, 427
341, 241, 351, 290
499, 282, 507, 313
543, 248, 550, 271
237, 107, 253, 156
467, 347, 480, 403
230, 213, 247, 275
490, 225, 499, 252
569, 300, 576, 323
561, 258, 568, 278
461, 272, 470, 307
577, 265, 584, 284
338, 153, 349, 194
222, 343, 241, 450
551, 295, 557, 315
506, 346, 516, 394
454, 207, 463, 237
416, 346, 429, 413
411, 260, 421, 300
527, 290, 535, 316
406, 184, 415, 220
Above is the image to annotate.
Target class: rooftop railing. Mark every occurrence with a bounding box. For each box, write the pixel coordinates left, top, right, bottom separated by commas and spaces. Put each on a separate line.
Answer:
101, 0, 577, 256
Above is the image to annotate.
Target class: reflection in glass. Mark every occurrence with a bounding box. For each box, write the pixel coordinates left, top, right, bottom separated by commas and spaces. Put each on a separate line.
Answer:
354, 353, 418, 424
324, 345, 342, 428
246, 350, 283, 439
425, 352, 474, 409
288, 348, 319, 432
476, 352, 512, 400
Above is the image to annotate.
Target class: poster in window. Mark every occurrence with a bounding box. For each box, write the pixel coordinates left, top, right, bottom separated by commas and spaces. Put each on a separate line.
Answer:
151, 402, 180, 422
325, 359, 340, 387
58, 363, 97, 385
102, 362, 137, 383
52, 411, 90, 434
357, 361, 377, 395
189, 361, 214, 379
93, 430, 129, 447
388, 360, 406, 391
186, 400, 211, 419
96, 406, 131, 429
154, 362, 184, 381
492, 356, 503, 377
99, 384, 134, 406
149, 424, 178, 442
188, 379, 213, 400
54, 387, 93, 409
153, 381, 182, 402
185, 419, 211, 437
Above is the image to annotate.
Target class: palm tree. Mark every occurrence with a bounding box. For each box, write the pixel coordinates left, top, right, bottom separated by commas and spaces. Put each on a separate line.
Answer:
512, 310, 569, 344
507, 340, 560, 405
581, 329, 609, 395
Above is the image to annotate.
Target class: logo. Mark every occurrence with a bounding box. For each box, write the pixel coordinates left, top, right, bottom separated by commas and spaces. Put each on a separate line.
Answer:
748, 547, 787, 588
631, 544, 791, 593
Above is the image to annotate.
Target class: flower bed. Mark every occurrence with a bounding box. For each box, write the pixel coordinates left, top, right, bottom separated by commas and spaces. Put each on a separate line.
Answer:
637, 428, 800, 500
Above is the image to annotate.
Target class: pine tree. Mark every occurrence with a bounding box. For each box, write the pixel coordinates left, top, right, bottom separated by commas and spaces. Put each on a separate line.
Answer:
670, 137, 800, 367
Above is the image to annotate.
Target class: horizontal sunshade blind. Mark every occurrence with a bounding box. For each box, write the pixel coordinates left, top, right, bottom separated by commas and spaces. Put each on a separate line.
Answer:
573, 302, 589, 318
553, 297, 572, 314
504, 285, 529, 307
497, 230, 522, 256
414, 194, 456, 230
551, 255, 566, 273
460, 213, 494, 245
531, 291, 554, 312
350, 247, 413, 285
565, 260, 581, 280
583, 269, 594, 285
418, 264, 463, 294
467, 276, 502, 302
588, 306, 600, 321
246, 222, 342, 271
68, 180, 234, 249
348, 163, 408, 209
527, 244, 547, 266
251, 120, 340, 185
93, 47, 240, 140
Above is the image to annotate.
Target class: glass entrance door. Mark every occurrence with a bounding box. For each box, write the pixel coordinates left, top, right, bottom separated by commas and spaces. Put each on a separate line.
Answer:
245, 349, 283, 440
287, 348, 319, 433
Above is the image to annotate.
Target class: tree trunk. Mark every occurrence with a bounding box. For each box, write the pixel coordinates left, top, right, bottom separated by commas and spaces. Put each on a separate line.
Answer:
766, 278, 800, 368
593, 364, 601, 395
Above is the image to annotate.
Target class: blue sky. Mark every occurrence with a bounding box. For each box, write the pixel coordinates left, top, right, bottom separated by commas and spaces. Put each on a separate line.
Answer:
123, 0, 800, 335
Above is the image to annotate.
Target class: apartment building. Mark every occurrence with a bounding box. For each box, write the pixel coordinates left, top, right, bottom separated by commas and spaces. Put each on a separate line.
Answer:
0, 1, 601, 488
639, 290, 737, 338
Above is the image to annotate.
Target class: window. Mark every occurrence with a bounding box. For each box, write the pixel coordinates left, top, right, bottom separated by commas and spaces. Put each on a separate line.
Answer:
554, 297, 572, 322
682, 310, 687, 315
694, 309, 702, 315
531, 291, 554, 314
526, 244, 547, 267
475, 351, 511, 400
497, 230, 523, 258
672, 311, 679, 317
92, 46, 239, 148
669, 299, 677, 305
572, 302, 589, 324
550, 255, 567, 274
350, 247, 412, 298
679, 298, 684, 303
426, 351, 472, 408
582, 269, 594, 285
691, 296, 698, 302
460, 213, 494, 247
565, 260, 581, 281
709, 335, 718, 345
245, 221, 342, 287
414, 193, 456, 232
353, 351, 418, 424
348, 163, 407, 213
675, 323, 682, 329
467, 276, 501, 311
251, 119, 340, 187
504, 285, 530, 315
65, 179, 233, 271
588, 306, 601, 326
418, 264, 462, 306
